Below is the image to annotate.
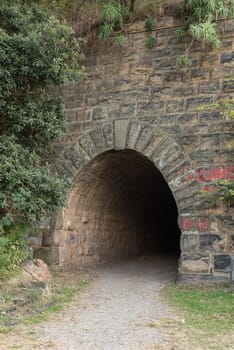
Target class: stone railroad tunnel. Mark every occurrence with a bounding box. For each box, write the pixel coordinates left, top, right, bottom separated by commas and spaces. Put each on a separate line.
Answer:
35, 18, 234, 283
59, 150, 181, 268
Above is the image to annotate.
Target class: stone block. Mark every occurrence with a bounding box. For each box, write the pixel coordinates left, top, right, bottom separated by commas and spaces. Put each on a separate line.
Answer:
164, 72, 183, 82
199, 234, 223, 251
138, 101, 165, 115
182, 235, 198, 252
186, 97, 213, 111
114, 119, 129, 150
200, 134, 220, 151
201, 54, 219, 67
191, 68, 210, 80
199, 80, 221, 94
90, 128, 106, 153
120, 104, 136, 117
167, 99, 185, 113
66, 143, 90, 170
135, 125, 153, 152
102, 122, 114, 149
180, 254, 209, 273
200, 111, 221, 121
126, 122, 142, 149
77, 133, 96, 159
214, 254, 231, 271
221, 52, 234, 64
92, 107, 106, 120
223, 79, 234, 92
153, 58, 177, 69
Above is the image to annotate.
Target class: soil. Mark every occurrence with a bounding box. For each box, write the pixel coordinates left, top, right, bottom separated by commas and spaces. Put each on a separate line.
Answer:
0, 256, 180, 349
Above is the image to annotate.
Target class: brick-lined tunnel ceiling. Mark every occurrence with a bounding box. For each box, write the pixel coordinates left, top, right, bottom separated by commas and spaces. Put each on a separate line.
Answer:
65, 150, 181, 265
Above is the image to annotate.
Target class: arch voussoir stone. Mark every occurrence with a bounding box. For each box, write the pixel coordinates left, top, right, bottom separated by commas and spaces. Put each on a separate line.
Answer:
62, 142, 90, 179
78, 132, 97, 159
90, 127, 106, 153
114, 119, 129, 150
135, 125, 154, 152
102, 122, 114, 150
125, 121, 142, 149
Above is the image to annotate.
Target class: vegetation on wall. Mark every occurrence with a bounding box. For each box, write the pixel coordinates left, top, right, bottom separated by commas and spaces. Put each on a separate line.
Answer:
177, 0, 234, 65
196, 99, 234, 206
0, 0, 233, 276
0, 0, 83, 276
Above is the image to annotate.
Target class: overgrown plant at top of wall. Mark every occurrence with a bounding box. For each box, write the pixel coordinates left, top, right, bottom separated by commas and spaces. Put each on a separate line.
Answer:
176, 0, 234, 66
0, 0, 84, 277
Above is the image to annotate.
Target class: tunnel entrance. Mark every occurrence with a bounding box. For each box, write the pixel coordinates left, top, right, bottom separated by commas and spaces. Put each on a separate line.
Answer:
62, 149, 181, 268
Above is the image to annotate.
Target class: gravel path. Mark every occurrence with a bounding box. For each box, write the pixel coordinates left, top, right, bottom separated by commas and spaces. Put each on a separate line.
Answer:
2, 256, 178, 350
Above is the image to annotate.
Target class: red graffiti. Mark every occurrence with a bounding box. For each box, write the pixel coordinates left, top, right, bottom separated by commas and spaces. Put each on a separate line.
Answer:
196, 166, 234, 183
201, 186, 215, 192
182, 218, 193, 231
197, 218, 209, 232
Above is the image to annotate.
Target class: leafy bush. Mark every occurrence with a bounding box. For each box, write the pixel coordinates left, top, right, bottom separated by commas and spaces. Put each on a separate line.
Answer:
0, 224, 31, 277
0, 136, 70, 229
0, 0, 83, 274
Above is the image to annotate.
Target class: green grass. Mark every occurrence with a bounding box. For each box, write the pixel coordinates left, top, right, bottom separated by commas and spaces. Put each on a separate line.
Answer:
165, 284, 234, 335
0, 274, 90, 331
26, 280, 89, 324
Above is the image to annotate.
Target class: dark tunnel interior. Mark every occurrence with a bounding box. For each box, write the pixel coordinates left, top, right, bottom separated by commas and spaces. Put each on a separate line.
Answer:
65, 149, 181, 266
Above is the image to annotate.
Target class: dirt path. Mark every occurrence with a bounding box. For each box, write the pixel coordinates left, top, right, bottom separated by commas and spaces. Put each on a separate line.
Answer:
1, 256, 178, 350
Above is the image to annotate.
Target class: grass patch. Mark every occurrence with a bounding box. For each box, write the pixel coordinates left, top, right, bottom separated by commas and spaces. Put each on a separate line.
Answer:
161, 283, 234, 349
0, 272, 91, 332
165, 284, 234, 335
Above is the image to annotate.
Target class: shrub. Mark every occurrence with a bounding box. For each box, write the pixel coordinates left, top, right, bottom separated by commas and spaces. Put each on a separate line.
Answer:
0, 0, 83, 274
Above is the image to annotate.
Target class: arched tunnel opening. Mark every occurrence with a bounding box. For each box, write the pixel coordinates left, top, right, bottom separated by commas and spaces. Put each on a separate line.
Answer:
64, 149, 181, 268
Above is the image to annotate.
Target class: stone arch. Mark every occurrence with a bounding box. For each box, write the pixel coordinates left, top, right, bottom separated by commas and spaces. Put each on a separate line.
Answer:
57, 119, 199, 213
47, 119, 201, 273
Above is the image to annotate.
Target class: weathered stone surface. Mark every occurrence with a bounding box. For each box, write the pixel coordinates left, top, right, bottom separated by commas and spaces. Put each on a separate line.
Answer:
126, 122, 142, 149
114, 119, 129, 150
79, 133, 97, 158
135, 125, 153, 152
65, 142, 90, 170
199, 234, 223, 251
223, 79, 234, 92
35, 19, 234, 284
180, 254, 209, 273
102, 122, 114, 149
182, 235, 198, 251
23, 259, 51, 282
90, 128, 106, 153
214, 255, 231, 270
221, 52, 234, 64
